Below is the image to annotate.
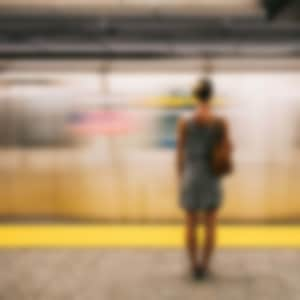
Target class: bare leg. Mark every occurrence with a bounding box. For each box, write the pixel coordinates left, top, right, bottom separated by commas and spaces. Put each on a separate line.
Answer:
201, 209, 218, 270
185, 212, 198, 270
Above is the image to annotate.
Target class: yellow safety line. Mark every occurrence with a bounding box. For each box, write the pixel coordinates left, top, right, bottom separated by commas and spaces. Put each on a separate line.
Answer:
0, 225, 299, 248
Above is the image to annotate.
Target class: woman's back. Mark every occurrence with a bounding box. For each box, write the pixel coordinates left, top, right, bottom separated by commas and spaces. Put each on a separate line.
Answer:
180, 114, 222, 212
183, 115, 220, 167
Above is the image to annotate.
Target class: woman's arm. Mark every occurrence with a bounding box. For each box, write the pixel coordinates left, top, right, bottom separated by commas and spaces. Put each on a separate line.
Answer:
221, 118, 233, 152
176, 117, 187, 179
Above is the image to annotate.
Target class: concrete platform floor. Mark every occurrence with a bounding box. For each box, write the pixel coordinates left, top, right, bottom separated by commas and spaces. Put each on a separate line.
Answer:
0, 249, 299, 300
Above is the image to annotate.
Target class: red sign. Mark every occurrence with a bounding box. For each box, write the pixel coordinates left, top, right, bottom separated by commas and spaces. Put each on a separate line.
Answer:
68, 110, 139, 136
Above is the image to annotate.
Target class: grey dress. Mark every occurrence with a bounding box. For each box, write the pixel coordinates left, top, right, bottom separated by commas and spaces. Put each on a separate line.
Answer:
180, 116, 222, 212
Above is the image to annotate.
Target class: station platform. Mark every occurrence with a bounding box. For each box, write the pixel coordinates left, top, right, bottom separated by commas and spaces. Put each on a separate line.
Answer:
0, 249, 299, 300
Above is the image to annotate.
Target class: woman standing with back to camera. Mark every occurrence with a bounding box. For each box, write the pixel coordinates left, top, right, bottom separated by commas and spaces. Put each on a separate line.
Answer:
176, 79, 233, 280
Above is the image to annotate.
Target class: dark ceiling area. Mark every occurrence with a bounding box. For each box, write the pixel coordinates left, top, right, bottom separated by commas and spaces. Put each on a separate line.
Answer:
0, 1, 299, 59
262, 0, 300, 20
262, 0, 293, 19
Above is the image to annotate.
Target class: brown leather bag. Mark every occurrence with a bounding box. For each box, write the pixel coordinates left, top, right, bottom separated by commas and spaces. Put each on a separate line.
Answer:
211, 118, 233, 176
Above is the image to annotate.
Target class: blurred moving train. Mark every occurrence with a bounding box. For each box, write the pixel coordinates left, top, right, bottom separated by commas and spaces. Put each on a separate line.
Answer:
0, 59, 300, 223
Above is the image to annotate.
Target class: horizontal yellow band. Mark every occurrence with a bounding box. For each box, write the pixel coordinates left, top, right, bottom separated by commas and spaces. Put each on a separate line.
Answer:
0, 225, 299, 248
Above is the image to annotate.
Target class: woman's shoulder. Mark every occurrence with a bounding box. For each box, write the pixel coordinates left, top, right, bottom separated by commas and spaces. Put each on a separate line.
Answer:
213, 115, 228, 127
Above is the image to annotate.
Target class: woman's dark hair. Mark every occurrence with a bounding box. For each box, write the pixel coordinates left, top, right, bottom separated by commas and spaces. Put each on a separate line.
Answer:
193, 78, 213, 103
